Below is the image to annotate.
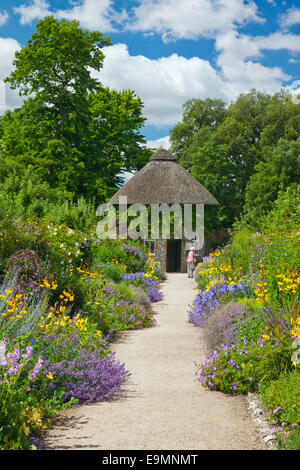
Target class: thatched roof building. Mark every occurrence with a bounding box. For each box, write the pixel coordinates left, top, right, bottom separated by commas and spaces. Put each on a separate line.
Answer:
109, 149, 219, 206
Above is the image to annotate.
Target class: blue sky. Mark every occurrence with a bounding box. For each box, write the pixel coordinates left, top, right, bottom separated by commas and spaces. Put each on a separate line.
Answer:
0, 0, 300, 148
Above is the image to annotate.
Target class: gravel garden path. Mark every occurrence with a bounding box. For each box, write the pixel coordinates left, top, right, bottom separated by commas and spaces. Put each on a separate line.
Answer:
41, 273, 267, 450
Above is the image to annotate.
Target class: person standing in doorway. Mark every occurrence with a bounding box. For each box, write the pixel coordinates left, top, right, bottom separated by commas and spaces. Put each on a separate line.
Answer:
187, 247, 195, 278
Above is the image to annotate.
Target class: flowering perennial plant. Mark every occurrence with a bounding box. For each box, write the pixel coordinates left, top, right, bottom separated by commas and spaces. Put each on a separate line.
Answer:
0, 279, 48, 338
0, 339, 46, 449
44, 351, 129, 403
195, 336, 291, 394
105, 299, 156, 330
144, 252, 166, 281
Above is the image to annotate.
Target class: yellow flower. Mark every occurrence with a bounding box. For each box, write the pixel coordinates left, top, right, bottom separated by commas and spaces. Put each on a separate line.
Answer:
46, 372, 54, 380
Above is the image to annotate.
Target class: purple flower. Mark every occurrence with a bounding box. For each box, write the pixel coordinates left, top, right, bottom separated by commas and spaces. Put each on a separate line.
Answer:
43, 352, 129, 403
23, 346, 33, 359
188, 281, 249, 327
7, 348, 20, 366
8, 364, 21, 376
120, 272, 163, 302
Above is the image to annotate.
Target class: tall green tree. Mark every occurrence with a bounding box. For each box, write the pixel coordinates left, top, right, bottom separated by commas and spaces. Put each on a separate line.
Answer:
6, 16, 109, 139
242, 137, 300, 226
170, 98, 227, 168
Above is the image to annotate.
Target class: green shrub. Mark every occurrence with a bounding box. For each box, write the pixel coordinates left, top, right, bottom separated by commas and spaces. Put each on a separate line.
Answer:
260, 370, 300, 450
91, 240, 128, 265
0, 160, 97, 233
116, 281, 150, 308
233, 298, 264, 343
97, 262, 126, 283
47, 197, 97, 233
91, 240, 147, 274
260, 183, 300, 233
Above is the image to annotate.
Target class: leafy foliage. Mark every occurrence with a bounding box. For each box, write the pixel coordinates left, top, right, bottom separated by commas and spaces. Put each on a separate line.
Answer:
1, 16, 152, 201
170, 89, 300, 228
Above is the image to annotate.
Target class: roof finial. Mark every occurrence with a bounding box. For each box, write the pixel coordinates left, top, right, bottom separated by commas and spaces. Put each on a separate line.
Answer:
150, 149, 177, 162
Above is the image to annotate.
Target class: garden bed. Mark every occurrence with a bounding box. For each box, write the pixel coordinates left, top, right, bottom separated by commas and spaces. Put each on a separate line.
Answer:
0, 216, 165, 450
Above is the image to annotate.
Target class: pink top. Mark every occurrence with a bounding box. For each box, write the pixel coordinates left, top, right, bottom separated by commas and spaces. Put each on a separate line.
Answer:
187, 250, 195, 263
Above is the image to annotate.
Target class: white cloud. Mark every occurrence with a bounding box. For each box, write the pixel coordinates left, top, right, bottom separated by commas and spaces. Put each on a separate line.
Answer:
95, 41, 293, 127
221, 60, 289, 98
96, 43, 226, 125
0, 80, 5, 115
215, 30, 300, 66
4, 2, 300, 127
56, 0, 126, 31
0, 10, 9, 25
215, 30, 291, 98
256, 32, 300, 52
215, 30, 261, 63
280, 7, 300, 28
0, 38, 23, 111
126, 0, 263, 41
13, 0, 124, 31
0, 38, 21, 81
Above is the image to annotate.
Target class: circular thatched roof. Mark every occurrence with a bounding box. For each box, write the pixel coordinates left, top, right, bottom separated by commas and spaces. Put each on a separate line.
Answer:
109, 149, 219, 206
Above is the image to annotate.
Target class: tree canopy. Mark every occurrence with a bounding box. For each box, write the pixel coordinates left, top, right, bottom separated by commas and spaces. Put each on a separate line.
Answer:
170, 89, 300, 229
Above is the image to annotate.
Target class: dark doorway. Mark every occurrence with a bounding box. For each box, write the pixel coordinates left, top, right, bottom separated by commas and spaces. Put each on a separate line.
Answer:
166, 240, 182, 272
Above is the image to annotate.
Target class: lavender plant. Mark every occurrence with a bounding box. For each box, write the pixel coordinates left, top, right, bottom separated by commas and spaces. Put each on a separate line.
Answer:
202, 302, 247, 354
188, 281, 250, 328
44, 351, 129, 403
